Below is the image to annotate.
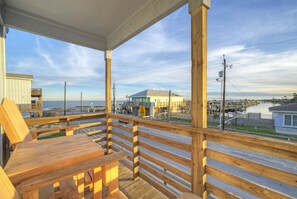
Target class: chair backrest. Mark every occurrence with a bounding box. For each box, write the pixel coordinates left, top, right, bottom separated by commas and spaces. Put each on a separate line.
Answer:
0, 166, 20, 199
0, 98, 33, 144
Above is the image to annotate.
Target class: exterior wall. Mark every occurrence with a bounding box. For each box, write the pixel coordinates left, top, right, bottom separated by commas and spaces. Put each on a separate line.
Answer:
6, 77, 32, 105
272, 112, 297, 135
149, 96, 183, 102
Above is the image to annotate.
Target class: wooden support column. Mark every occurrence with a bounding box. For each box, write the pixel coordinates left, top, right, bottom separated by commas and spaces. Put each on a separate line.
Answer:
105, 50, 112, 154
0, 25, 7, 167
189, 0, 210, 198
132, 121, 139, 180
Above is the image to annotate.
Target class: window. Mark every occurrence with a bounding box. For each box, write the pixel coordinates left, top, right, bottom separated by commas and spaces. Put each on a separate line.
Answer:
293, 115, 297, 126
284, 115, 291, 126
284, 114, 297, 127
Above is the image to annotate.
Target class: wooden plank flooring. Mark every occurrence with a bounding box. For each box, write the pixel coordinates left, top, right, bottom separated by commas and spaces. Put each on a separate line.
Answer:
118, 163, 168, 199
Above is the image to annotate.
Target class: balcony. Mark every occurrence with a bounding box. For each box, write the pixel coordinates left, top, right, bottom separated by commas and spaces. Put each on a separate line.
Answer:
9, 112, 295, 199
31, 88, 42, 97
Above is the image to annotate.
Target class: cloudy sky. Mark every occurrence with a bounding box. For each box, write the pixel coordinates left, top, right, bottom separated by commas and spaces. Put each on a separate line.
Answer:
6, 0, 297, 101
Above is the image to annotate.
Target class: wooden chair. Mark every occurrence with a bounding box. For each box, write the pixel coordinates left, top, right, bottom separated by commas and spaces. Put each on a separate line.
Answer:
0, 98, 121, 196
0, 151, 127, 199
0, 97, 74, 146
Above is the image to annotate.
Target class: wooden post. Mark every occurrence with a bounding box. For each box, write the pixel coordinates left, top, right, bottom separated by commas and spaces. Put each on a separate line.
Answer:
189, 0, 210, 198
0, 25, 6, 167
132, 121, 139, 180
105, 50, 112, 154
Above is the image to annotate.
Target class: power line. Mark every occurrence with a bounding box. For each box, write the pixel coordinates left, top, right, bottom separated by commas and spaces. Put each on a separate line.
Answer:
226, 78, 241, 93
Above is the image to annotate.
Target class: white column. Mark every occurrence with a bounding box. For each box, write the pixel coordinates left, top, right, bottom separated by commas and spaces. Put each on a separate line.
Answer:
0, 25, 7, 166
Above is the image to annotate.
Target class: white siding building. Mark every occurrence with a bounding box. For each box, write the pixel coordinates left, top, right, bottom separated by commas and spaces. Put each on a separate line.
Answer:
6, 73, 33, 106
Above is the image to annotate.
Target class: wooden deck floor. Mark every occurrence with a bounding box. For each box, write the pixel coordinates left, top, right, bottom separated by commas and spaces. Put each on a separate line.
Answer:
118, 163, 168, 199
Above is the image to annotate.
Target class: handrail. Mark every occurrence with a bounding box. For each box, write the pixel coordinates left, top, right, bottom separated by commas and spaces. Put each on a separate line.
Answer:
23, 113, 297, 198
108, 113, 297, 199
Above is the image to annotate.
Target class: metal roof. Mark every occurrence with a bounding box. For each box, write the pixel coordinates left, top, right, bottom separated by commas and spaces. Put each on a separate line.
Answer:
6, 73, 33, 80
269, 103, 297, 112
1, 0, 187, 50
130, 89, 181, 98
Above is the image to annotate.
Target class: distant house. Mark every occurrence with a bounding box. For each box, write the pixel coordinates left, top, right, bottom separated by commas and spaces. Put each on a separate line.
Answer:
269, 103, 297, 135
127, 89, 184, 116
6, 73, 43, 117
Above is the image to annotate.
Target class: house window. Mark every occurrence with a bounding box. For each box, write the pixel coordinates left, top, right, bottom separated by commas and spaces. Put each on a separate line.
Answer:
284, 114, 297, 127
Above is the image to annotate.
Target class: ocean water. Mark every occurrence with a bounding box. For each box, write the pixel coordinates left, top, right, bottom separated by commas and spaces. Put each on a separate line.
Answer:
43, 101, 124, 110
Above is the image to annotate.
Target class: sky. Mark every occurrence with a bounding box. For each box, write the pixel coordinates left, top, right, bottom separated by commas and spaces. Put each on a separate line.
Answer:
5, 0, 297, 101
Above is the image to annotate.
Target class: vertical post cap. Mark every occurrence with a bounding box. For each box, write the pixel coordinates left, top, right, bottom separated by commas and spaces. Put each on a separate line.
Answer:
188, 0, 211, 13
105, 50, 112, 60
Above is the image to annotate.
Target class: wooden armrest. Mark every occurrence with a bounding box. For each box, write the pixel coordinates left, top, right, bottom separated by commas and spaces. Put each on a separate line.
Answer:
15, 151, 127, 194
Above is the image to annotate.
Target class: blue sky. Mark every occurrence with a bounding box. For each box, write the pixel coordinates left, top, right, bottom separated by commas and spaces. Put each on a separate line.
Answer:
6, 0, 297, 101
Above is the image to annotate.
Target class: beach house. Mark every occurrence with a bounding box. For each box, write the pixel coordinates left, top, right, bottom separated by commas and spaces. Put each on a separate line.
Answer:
269, 103, 297, 135
0, 1, 296, 199
127, 89, 185, 116
6, 73, 43, 116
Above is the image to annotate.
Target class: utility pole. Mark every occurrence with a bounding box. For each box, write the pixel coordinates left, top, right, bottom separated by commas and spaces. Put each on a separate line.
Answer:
64, 81, 66, 116
222, 55, 232, 130
80, 91, 83, 112
113, 82, 116, 113
167, 90, 171, 120
216, 71, 223, 129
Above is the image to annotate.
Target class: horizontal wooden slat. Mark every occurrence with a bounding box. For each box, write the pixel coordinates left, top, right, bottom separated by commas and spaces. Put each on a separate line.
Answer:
109, 113, 192, 136
206, 134, 297, 161
139, 172, 177, 199
25, 113, 106, 126
112, 130, 131, 142
139, 142, 191, 167
138, 130, 191, 151
206, 166, 290, 199
140, 162, 190, 193
139, 151, 191, 182
202, 128, 297, 154
74, 122, 106, 130
92, 137, 107, 143
108, 114, 132, 124
111, 123, 132, 133
113, 146, 133, 162
87, 129, 105, 136
112, 138, 133, 151
206, 149, 297, 188
206, 183, 239, 199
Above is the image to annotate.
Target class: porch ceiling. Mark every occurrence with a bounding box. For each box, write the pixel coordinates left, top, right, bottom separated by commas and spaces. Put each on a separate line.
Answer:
0, 0, 187, 50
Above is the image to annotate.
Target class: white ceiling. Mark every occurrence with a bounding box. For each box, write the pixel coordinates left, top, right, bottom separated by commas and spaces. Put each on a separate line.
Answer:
1, 0, 187, 51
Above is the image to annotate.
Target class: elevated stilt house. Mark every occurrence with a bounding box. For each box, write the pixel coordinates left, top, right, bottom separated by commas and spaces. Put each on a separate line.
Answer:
0, 1, 296, 199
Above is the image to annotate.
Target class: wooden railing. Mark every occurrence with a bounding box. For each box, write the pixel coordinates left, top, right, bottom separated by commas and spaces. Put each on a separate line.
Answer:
23, 113, 297, 199
25, 113, 108, 150
107, 113, 297, 199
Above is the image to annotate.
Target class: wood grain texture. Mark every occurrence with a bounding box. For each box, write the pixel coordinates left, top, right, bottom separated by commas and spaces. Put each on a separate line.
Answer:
140, 162, 190, 193
0, 98, 32, 144
206, 134, 297, 161
139, 172, 177, 199
190, 3, 208, 197
139, 141, 191, 167
5, 134, 104, 185
206, 149, 297, 188
206, 166, 291, 199
139, 151, 191, 182
0, 166, 20, 199
206, 183, 239, 199
138, 130, 191, 151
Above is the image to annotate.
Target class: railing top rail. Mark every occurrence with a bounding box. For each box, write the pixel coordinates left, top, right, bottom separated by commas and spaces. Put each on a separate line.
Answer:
25, 113, 106, 126
202, 128, 297, 154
